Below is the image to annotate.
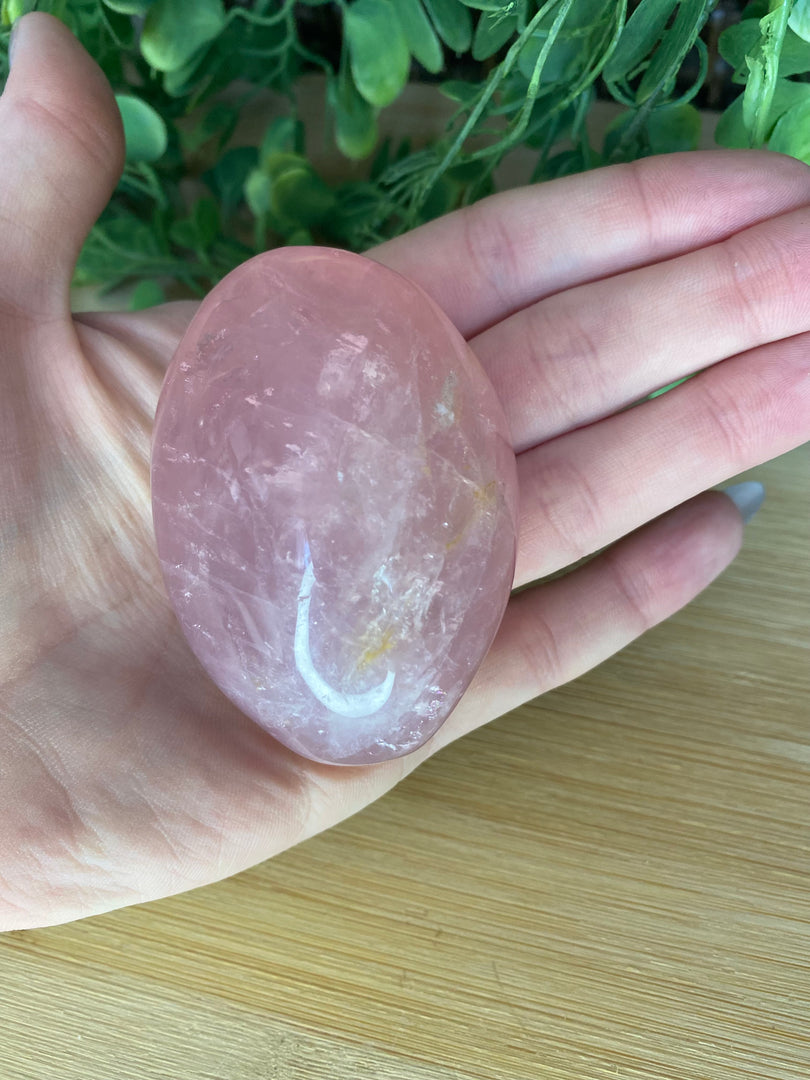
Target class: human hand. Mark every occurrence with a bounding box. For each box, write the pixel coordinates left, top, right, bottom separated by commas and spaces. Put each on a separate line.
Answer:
2, 13, 808, 930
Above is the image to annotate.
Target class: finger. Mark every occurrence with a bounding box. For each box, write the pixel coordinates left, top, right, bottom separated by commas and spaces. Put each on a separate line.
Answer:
426, 489, 745, 754
475, 202, 810, 452
73, 300, 200, 372
369, 150, 810, 339
0, 13, 124, 320
513, 330, 810, 588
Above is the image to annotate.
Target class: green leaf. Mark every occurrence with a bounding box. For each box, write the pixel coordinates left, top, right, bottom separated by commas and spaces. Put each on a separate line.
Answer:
523, 93, 578, 148
396, 0, 444, 73
140, 0, 226, 73
419, 175, 457, 221
259, 117, 304, 168
244, 168, 272, 217
329, 181, 389, 244
102, 0, 154, 12
168, 217, 198, 250
768, 97, 810, 163
192, 196, 221, 247
603, 0, 678, 83
115, 94, 167, 163
637, 0, 712, 104
645, 102, 701, 153
393, 136, 413, 163
369, 136, 393, 180
518, 30, 582, 84
543, 146, 588, 179
180, 101, 239, 155
129, 279, 166, 310
714, 91, 748, 147
719, 20, 810, 79
2, 0, 37, 21
789, 0, 810, 43
715, 78, 810, 147
444, 157, 492, 183
528, 0, 612, 35
202, 145, 259, 218
160, 43, 211, 98
422, 0, 473, 53
563, 0, 613, 33
271, 168, 337, 226
472, 9, 517, 61
167, 197, 221, 252
76, 214, 179, 290
285, 229, 314, 246
717, 18, 759, 69
261, 151, 310, 178
343, 0, 411, 107
99, 4, 136, 48
328, 61, 379, 159
601, 109, 639, 160
439, 78, 480, 103
774, 26, 809, 77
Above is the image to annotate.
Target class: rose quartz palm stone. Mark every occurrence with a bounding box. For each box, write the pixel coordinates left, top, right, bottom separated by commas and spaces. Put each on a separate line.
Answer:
151, 247, 518, 765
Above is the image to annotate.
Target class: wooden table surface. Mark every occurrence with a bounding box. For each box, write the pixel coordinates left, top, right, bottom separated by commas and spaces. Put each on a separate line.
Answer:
5, 92, 810, 1079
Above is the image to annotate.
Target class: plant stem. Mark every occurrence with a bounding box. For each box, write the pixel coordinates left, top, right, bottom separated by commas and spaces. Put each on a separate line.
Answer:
414, 0, 568, 199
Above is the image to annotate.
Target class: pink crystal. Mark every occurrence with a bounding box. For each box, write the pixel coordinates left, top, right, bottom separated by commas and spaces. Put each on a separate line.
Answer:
151, 247, 518, 765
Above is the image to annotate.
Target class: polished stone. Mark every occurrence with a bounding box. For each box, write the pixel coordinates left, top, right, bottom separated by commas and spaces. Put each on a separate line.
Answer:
151, 247, 518, 764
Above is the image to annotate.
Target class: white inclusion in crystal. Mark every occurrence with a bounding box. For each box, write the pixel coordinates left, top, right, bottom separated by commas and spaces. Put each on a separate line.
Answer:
373, 563, 394, 593
294, 540, 395, 718
434, 373, 457, 429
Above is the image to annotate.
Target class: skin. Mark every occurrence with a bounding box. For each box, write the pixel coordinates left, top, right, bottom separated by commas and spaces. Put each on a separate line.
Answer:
1, 13, 809, 930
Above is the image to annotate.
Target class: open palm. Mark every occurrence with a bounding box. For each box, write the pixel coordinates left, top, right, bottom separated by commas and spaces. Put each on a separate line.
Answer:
2, 14, 809, 930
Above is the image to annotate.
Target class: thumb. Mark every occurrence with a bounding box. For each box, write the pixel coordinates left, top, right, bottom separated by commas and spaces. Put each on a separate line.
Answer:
0, 12, 125, 320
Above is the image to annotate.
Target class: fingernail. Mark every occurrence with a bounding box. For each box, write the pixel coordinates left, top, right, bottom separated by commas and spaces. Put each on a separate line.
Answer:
721, 481, 765, 524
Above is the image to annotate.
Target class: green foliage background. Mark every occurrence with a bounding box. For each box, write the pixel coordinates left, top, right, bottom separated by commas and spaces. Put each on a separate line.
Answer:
1, 0, 809, 307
